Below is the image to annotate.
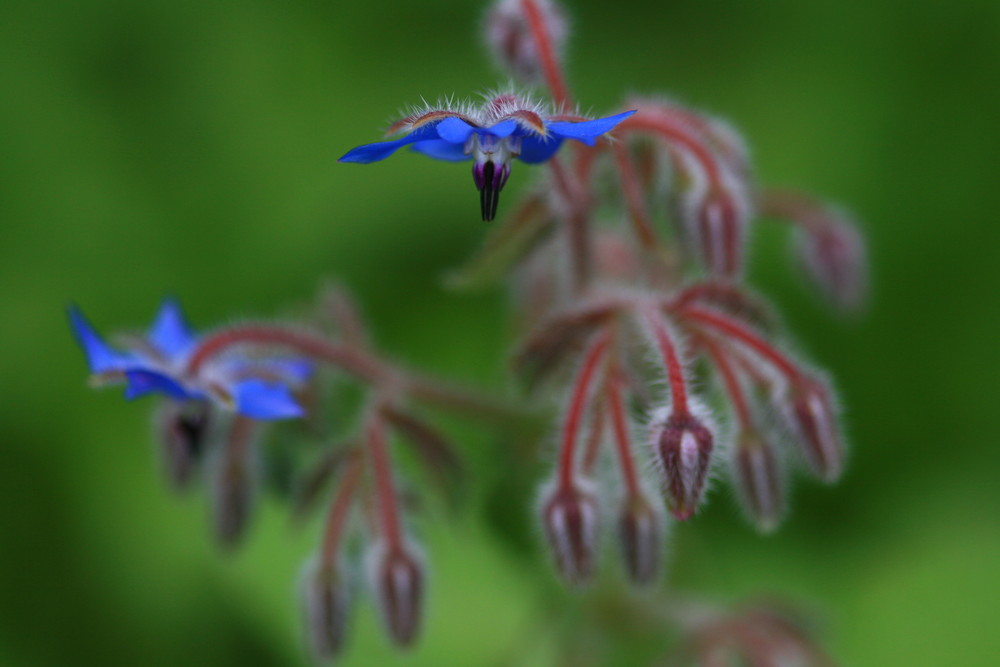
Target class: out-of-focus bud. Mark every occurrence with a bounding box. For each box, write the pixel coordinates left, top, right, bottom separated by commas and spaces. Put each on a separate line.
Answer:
696, 182, 750, 278
370, 542, 424, 649
794, 211, 868, 313
155, 400, 212, 491
299, 555, 352, 661
209, 422, 258, 551
652, 406, 715, 521
733, 432, 785, 533
783, 377, 844, 483
539, 480, 599, 585
484, 0, 568, 85
617, 492, 664, 587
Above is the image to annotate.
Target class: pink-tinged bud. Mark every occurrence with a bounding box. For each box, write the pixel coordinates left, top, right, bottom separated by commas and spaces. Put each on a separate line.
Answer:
299, 556, 351, 661
652, 407, 715, 521
794, 212, 868, 312
155, 400, 212, 491
539, 480, 599, 585
617, 493, 665, 587
784, 377, 844, 483
370, 542, 424, 649
733, 433, 785, 533
484, 0, 568, 85
696, 184, 750, 278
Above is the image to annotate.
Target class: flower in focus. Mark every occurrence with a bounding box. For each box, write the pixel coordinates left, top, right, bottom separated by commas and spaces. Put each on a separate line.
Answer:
339, 93, 635, 221
69, 299, 310, 420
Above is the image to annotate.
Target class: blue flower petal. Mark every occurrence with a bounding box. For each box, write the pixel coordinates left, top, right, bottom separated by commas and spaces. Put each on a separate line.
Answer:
547, 110, 637, 147
435, 117, 478, 144
124, 369, 195, 401
517, 135, 564, 164
485, 119, 519, 139
410, 140, 471, 162
339, 124, 442, 164
68, 305, 133, 374
148, 297, 196, 357
233, 379, 304, 420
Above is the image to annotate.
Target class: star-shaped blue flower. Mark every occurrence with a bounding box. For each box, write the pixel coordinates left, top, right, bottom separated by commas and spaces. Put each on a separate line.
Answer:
69, 299, 310, 420
339, 95, 635, 221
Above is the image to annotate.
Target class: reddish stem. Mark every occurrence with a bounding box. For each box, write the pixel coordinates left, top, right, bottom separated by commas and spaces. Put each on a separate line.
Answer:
367, 410, 402, 548
612, 143, 658, 251
645, 310, 689, 414
520, 0, 570, 109
320, 452, 363, 567
606, 369, 640, 497
549, 156, 592, 293
558, 332, 611, 490
580, 398, 606, 475
701, 337, 752, 429
758, 187, 826, 231
679, 306, 801, 381
619, 114, 722, 186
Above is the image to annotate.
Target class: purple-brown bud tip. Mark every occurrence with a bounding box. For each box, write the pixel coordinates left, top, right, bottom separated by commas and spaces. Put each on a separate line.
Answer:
370, 542, 424, 649
653, 408, 715, 521
617, 493, 665, 587
733, 432, 785, 533
299, 556, 352, 661
786, 377, 844, 483
484, 0, 568, 85
539, 480, 599, 586
155, 400, 212, 492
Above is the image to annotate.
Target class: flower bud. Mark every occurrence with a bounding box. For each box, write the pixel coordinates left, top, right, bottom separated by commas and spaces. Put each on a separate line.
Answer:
370, 542, 424, 649
155, 400, 212, 491
733, 432, 785, 533
209, 438, 257, 551
653, 408, 715, 521
299, 556, 352, 661
794, 211, 868, 313
539, 480, 599, 585
695, 183, 750, 278
784, 377, 844, 483
617, 493, 664, 587
484, 0, 568, 85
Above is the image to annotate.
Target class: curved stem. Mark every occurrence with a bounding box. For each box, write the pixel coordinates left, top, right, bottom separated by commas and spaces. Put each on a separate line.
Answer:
367, 408, 402, 549
679, 306, 801, 381
620, 115, 722, 186
520, 0, 570, 109
644, 309, 689, 414
557, 331, 611, 490
606, 368, 640, 497
701, 337, 752, 430
548, 156, 592, 293
612, 143, 658, 251
320, 451, 363, 567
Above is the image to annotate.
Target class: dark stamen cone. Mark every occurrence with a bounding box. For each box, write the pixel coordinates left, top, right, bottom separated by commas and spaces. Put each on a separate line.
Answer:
155, 400, 212, 491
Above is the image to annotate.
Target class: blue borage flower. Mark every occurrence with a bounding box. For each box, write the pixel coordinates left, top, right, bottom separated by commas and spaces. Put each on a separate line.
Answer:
69, 299, 311, 420
339, 93, 636, 221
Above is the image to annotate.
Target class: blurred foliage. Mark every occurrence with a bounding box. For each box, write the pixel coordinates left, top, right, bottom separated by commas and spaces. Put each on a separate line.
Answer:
1, 0, 999, 664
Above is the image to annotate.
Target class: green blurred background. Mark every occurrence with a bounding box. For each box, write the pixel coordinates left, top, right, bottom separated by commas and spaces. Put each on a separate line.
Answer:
2, 0, 999, 664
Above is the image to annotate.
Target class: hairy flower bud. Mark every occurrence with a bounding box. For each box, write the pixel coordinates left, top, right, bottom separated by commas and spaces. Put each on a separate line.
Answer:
369, 542, 424, 649
784, 377, 844, 483
484, 0, 568, 85
155, 400, 212, 491
794, 211, 868, 313
209, 422, 258, 551
539, 480, 599, 585
733, 432, 785, 533
617, 493, 664, 586
652, 407, 715, 520
299, 556, 352, 661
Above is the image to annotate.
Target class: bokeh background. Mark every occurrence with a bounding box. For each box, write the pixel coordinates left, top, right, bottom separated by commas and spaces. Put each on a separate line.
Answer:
2, 0, 999, 664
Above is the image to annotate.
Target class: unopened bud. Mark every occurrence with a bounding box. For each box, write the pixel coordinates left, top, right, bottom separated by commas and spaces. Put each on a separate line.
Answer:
209, 439, 257, 551
300, 556, 352, 661
617, 493, 664, 587
785, 377, 844, 483
794, 211, 868, 313
155, 400, 212, 491
653, 408, 715, 521
539, 480, 599, 585
733, 432, 785, 533
696, 183, 749, 278
484, 0, 568, 85
370, 542, 424, 649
